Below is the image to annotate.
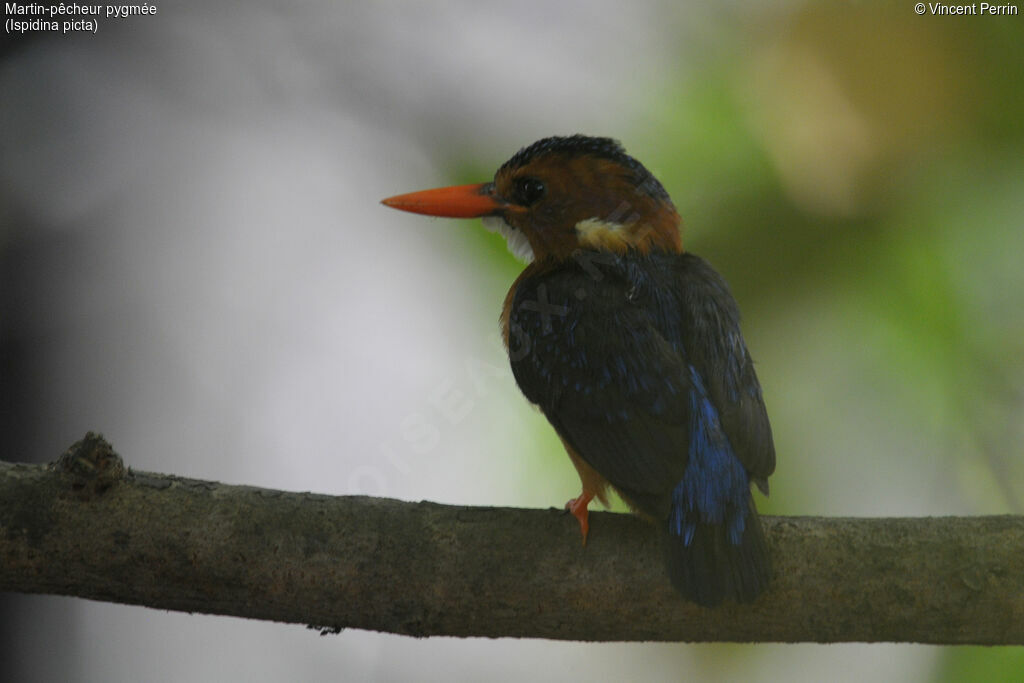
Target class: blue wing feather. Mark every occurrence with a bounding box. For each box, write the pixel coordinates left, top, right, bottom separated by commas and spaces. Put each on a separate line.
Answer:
508, 250, 773, 604
670, 366, 750, 546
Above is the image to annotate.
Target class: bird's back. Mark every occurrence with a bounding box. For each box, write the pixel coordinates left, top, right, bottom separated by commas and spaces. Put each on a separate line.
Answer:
507, 249, 774, 604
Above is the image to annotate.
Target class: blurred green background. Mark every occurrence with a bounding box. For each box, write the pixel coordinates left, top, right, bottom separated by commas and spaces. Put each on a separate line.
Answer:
452, 3, 1024, 679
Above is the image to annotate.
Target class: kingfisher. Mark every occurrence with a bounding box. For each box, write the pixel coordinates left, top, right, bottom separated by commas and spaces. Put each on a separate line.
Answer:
382, 135, 775, 606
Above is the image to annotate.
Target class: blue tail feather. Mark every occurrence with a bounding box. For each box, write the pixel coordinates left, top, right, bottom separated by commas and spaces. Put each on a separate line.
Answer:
666, 366, 770, 605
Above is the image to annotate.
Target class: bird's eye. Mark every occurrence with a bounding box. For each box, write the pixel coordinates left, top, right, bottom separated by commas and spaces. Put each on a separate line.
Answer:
514, 177, 545, 206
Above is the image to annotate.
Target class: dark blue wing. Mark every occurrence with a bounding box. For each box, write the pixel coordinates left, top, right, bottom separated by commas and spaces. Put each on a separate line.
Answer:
507, 251, 774, 605
667, 254, 776, 489
508, 258, 692, 514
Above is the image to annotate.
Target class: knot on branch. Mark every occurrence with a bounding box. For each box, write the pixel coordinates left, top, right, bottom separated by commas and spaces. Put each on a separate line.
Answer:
54, 431, 125, 499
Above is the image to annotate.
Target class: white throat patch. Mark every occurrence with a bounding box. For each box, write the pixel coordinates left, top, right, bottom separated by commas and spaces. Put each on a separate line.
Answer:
481, 215, 535, 263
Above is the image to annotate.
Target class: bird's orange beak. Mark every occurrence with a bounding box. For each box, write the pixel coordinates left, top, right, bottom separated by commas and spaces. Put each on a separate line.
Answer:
381, 183, 513, 218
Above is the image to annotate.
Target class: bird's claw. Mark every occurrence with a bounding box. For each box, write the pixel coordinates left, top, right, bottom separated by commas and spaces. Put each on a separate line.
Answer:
565, 491, 594, 546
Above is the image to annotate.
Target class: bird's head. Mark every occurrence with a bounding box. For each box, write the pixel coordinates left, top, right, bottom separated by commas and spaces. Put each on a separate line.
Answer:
382, 135, 682, 263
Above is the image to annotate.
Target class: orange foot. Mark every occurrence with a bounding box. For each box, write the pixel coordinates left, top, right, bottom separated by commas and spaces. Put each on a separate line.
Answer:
565, 491, 594, 546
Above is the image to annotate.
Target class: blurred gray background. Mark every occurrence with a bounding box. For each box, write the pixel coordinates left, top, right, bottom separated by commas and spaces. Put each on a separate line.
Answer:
3, 1, 1022, 681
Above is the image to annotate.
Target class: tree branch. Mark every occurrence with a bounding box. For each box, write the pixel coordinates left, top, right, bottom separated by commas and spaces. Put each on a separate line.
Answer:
2, 433, 1022, 643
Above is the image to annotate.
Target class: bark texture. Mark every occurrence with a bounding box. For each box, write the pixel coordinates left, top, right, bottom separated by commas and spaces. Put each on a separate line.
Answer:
1, 433, 1022, 643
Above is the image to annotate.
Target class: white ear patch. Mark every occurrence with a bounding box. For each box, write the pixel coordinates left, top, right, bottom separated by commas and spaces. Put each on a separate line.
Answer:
481, 215, 535, 263
575, 217, 631, 250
